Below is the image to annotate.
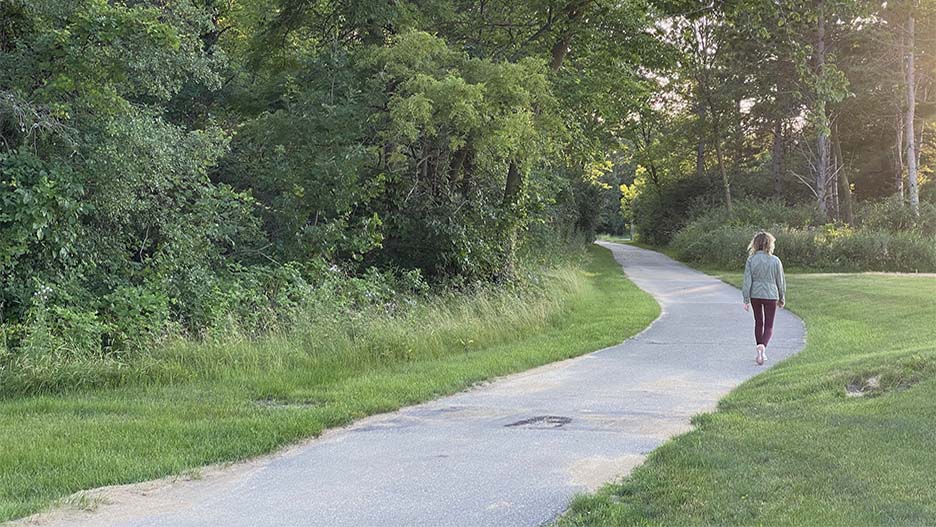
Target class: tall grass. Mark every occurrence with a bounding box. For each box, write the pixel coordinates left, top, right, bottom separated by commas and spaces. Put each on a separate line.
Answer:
0, 265, 587, 397
156, 266, 586, 382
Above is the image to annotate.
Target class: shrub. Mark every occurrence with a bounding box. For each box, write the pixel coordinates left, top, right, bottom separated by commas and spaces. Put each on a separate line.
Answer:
101, 285, 172, 354
632, 175, 718, 245
670, 200, 936, 272
772, 227, 821, 266
672, 223, 936, 272
684, 199, 825, 232
856, 199, 936, 236
671, 224, 752, 268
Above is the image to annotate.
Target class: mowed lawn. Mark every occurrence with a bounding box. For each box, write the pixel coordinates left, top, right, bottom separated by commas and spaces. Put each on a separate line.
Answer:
558, 271, 936, 526
0, 246, 659, 522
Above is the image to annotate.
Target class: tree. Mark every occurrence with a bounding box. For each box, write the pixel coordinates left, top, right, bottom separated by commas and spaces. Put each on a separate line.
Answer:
894, 0, 936, 215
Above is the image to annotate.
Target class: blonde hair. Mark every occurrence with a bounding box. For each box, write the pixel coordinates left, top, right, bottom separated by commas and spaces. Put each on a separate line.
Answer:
748, 231, 776, 256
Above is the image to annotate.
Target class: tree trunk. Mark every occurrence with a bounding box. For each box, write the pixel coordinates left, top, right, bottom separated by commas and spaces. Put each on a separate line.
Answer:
817, 133, 831, 217
696, 102, 706, 179
548, 1, 587, 72
500, 159, 521, 278
772, 119, 784, 197
905, 9, 920, 214
816, 2, 830, 217
733, 98, 744, 174
550, 34, 572, 72
831, 149, 840, 221
712, 114, 732, 210
895, 111, 905, 201
830, 128, 840, 221
916, 82, 928, 170
696, 138, 705, 179
647, 162, 662, 195
460, 149, 474, 195
449, 148, 471, 187
503, 160, 521, 205
834, 123, 853, 224
838, 167, 853, 224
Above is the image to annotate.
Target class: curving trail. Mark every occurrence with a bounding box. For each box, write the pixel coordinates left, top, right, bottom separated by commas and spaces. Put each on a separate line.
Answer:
16, 243, 805, 527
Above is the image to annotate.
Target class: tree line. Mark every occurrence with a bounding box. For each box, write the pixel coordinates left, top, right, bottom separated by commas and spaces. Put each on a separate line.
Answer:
1, 0, 667, 354
3, 0, 934, 357
617, 0, 936, 244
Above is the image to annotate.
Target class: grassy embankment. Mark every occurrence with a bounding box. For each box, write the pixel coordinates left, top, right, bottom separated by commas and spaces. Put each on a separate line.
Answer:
0, 245, 659, 522
558, 255, 936, 526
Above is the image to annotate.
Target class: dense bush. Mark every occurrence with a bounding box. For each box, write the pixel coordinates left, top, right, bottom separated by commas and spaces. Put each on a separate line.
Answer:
1, 1, 600, 375
669, 199, 822, 267
671, 201, 936, 272
0, 255, 440, 394
855, 199, 936, 236
630, 174, 719, 245
678, 199, 826, 233
1, 1, 263, 364
0, 244, 591, 397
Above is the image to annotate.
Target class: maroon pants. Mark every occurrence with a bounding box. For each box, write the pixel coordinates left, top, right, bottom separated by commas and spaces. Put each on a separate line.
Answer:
751, 298, 778, 346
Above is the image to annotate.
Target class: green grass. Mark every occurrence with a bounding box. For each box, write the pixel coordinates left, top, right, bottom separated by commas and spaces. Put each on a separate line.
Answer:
557, 268, 936, 526
0, 245, 659, 522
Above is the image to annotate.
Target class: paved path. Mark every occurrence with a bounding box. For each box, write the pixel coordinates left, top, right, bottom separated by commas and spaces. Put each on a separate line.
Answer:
20, 243, 805, 527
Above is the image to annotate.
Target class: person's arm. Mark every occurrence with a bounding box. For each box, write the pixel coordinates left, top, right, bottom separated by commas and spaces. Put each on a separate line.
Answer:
742, 257, 753, 306
776, 258, 786, 307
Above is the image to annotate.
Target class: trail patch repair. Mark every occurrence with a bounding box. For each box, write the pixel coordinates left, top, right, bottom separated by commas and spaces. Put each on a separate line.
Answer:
12, 243, 805, 527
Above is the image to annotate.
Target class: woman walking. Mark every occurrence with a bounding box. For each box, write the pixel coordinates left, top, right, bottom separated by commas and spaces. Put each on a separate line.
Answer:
742, 231, 786, 366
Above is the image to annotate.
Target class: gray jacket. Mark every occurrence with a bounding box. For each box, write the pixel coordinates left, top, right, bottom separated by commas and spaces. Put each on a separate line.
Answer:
742, 251, 786, 304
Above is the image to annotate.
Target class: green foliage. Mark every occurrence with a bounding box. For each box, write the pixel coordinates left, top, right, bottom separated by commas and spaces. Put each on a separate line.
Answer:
101, 285, 171, 353
600, 0, 936, 241
670, 201, 936, 272
630, 174, 719, 245
224, 28, 570, 279
0, 150, 86, 307
219, 46, 382, 263
676, 199, 826, 234
1, 0, 262, 367
0, 0, 662, 395
368, 32, 566, 278
856, 199, 936, 236
3, 0, 930, 393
